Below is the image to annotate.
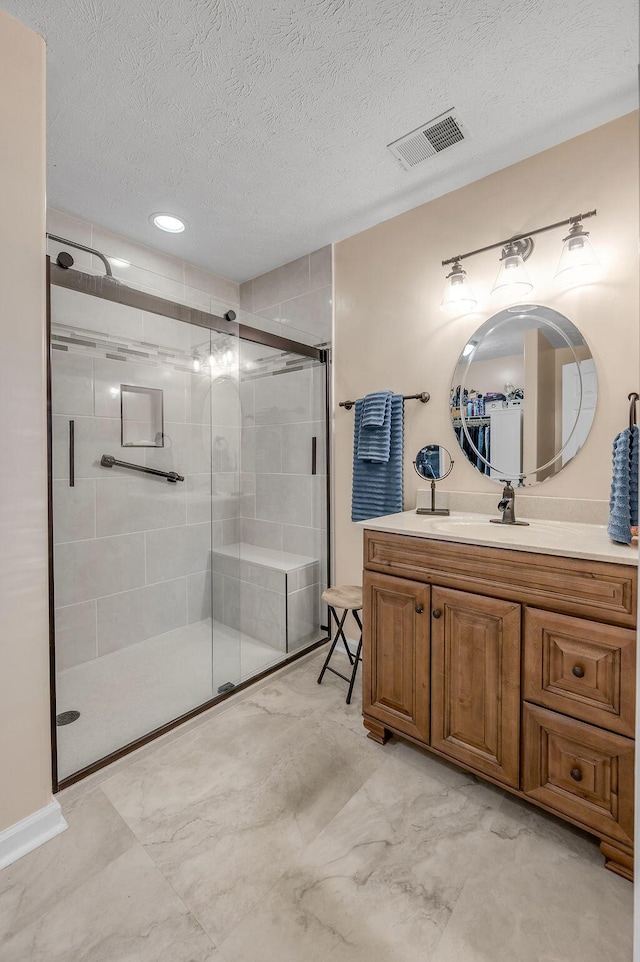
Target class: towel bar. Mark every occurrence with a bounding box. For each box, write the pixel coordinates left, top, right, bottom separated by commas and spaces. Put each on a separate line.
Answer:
340, 391, 430, 411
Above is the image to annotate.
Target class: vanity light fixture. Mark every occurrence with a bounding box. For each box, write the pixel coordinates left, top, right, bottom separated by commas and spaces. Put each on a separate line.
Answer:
151, 213, 186, 233
491, 239, 534, 299
440, 209, 597, 315
440, 259, 478, 315
554, 217, 600, 285
109, 257, 130, 269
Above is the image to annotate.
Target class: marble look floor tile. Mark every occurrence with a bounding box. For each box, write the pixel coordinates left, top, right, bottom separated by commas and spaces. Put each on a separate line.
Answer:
0, 845, 218, 962
490, 792, 603, 863
103, 702, 384, 945
243, 661, 366, 738
430, 847, 633, 962
219, 754, 505, 962
0, 788, 137, 943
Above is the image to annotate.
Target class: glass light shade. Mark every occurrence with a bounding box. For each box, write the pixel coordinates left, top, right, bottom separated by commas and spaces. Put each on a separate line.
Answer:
440, 264, 477, 315
554, 229, 599, 286
491, 247, 533, 298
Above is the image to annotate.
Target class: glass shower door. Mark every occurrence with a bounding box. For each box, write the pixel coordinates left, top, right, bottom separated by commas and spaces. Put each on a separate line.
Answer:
50, 281, 240, 781
234, 337, 329, 676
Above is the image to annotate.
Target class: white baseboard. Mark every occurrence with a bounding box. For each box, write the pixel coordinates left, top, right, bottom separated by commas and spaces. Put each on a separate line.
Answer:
0, 799, 68, 871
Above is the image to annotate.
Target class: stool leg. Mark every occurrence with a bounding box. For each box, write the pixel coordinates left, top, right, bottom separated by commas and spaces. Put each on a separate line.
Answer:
330, 605, 358, 664
317, 607, 348, 685
346, 638, 362, 704
345, 610, 363, 704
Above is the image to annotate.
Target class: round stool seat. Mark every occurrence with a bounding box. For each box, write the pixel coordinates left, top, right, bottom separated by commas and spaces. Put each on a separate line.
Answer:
322, 585, 363, 611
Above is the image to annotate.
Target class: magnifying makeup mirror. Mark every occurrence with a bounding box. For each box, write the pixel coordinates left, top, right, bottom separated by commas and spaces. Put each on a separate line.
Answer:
413, 444, 454, 515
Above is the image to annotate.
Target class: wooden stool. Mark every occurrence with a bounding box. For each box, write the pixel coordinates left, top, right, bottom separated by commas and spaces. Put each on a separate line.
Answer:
317, 585, 363, 704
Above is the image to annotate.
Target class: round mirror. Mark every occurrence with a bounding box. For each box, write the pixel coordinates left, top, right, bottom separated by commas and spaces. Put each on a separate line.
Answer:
413, 445, 454, 515
451, 305, 597, 485
413, 444, 454, 481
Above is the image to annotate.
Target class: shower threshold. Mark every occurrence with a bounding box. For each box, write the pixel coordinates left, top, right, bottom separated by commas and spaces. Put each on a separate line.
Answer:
55, 619, 296, 782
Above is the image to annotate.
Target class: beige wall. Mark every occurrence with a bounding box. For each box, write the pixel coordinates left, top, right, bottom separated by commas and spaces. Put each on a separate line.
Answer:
334, 112, 639, 586
0, 13, 51, 830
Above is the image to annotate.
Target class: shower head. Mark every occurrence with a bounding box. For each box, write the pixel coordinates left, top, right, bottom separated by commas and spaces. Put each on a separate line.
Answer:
47, 233, 120, 282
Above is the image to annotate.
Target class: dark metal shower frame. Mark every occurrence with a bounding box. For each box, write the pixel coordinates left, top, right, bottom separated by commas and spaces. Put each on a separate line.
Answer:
47, 259, 332, 792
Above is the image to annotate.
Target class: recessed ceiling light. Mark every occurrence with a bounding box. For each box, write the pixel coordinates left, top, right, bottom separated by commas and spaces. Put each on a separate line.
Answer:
151, 213, 186, 233
109, 257, 130, 268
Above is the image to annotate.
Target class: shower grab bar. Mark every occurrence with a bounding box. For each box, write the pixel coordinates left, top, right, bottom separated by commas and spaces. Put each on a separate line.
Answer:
100, 454, 184, 483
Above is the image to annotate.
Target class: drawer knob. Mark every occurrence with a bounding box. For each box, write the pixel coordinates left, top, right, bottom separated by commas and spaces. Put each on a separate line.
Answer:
432, 609, 442, 619
415, 604, 424, 614
570, 767, 583, 782
572, 665, 585, 678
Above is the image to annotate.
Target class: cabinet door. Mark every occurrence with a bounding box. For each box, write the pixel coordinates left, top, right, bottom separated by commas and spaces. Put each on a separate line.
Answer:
431, 586, 521, 787
363, 571, 430, 743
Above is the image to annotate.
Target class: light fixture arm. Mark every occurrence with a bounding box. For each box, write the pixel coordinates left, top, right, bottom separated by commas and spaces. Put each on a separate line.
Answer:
441, 209, 596, 267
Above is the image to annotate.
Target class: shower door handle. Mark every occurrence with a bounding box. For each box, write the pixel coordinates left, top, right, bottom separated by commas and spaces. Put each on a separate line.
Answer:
311, 436, 317, 475
69, 420, 75, 487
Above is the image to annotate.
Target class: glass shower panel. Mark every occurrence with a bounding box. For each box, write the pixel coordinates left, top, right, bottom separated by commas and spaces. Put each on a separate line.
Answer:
235, 338, 328, 673
50, 283, 240, 780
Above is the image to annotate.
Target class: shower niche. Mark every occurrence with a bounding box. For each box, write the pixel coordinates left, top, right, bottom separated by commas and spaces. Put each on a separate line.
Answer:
120, 384, 164, 447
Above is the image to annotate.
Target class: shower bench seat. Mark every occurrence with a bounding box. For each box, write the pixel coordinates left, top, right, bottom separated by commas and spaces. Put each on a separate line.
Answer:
211, 543, 321, 652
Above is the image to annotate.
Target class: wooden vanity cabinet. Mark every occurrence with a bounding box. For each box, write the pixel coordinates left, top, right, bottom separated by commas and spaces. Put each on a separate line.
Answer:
362, 529, 637, 881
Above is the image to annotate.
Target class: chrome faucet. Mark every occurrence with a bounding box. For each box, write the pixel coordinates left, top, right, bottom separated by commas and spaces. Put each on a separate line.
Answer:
490, 480, 529, 526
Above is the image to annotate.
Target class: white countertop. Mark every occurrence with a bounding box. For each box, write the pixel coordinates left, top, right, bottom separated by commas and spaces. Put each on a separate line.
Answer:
359, 511, 638, 566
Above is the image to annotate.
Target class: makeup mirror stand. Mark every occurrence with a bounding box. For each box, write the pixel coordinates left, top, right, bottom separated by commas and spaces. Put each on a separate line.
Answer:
413, 445, 454, 515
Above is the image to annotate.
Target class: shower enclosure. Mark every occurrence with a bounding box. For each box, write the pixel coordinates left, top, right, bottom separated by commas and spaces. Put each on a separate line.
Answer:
48, 258, 330, 786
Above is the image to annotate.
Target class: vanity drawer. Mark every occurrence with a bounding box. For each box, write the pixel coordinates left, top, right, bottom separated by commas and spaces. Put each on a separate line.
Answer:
523, 608, 636, 736
522, 703, 634, 846
363, 531, 636, 627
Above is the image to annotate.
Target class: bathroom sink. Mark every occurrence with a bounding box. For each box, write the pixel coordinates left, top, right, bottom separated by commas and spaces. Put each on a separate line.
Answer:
429, 518, 560, 538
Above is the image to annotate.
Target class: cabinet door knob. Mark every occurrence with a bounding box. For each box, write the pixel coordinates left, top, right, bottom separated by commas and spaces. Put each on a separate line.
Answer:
572, 665, 585, 678
570, 767, 583, 782
432, 609, 441, 619
415, 604, 424, 614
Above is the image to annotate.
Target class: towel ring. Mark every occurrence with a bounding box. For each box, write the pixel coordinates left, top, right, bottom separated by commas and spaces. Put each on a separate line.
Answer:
628, 393, 639, 430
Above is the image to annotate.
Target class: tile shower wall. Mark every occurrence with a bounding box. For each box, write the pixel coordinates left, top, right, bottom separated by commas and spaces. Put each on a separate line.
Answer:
238, 247, 333, 638
238, 353, 328, 640
51, 285, 241, 671
239, 246, 332, 346
47, 208, 240, 318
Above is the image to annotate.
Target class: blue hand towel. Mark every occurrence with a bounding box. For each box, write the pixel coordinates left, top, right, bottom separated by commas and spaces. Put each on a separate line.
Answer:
361, 391, 392, 427
607, 426, 639, 544
352, 394, 404, 521
356, 391, 393, 462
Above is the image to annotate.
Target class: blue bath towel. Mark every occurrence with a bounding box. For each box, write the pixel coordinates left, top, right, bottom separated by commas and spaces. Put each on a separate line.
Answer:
607, 425, 639, 544
356, 391, 393, 463
352, 394, 404, 521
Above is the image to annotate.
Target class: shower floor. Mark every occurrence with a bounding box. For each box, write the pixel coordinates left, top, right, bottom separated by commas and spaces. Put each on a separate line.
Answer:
55, 620, 296, 781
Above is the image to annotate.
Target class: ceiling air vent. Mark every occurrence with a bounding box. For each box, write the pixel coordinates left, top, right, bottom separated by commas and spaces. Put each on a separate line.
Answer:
388, 109, 467, 171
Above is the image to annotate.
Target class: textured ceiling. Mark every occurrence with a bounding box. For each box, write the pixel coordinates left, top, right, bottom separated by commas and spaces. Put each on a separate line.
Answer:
3, 0, 638, 282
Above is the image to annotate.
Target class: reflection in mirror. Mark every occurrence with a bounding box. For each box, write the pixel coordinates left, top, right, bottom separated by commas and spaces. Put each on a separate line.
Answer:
451, 305, 597, 485
413, 444, 454, 515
